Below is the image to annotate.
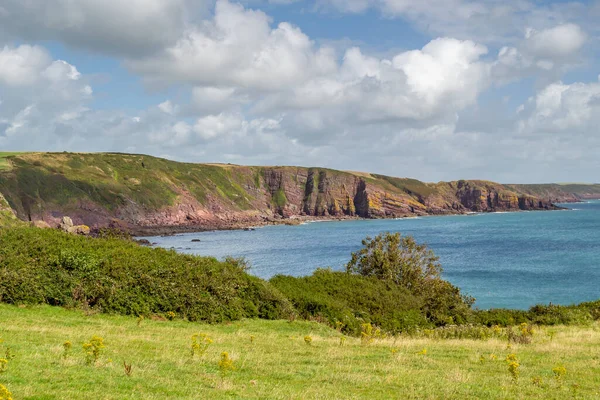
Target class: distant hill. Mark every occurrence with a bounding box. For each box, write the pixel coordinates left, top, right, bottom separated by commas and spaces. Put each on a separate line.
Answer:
0, 152, 577, 234
510, 183, 600, 203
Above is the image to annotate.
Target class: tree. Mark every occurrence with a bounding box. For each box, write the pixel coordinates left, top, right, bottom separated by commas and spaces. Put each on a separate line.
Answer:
346, 232, 442, 294
346, 232, 475, 325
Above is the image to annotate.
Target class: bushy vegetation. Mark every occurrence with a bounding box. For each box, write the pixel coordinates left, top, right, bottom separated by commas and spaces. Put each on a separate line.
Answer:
0, 227, 294, 322
271, 269, 427, 335
346, 232, 474, 325
1, 226, 599, 338
271, 233, 475, 334
472, 302, 600, 327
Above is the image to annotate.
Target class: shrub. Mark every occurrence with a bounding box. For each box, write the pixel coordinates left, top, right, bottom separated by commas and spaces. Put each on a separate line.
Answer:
345, 232, 474, 326
346, 232, 442, 292
270, 268, 427, 336
0, 227, 295, 323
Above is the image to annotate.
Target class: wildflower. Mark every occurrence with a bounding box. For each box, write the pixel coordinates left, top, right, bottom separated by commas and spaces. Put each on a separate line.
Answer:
553, 364, 566, 386
190, 334, 212, 358
218, 352, 235, 377
165, 311, 176, 321
0, 384, 13, 400
82, 336, 105, 365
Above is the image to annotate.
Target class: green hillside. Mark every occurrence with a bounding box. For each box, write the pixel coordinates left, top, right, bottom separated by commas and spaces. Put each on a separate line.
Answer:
0, 152, 565, 233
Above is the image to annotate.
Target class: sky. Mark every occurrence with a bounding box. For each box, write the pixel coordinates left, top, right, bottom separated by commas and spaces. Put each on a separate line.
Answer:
0, 0, 599, 183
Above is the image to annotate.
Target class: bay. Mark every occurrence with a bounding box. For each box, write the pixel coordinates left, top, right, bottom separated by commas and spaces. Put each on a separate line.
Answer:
147, 200, 600, 310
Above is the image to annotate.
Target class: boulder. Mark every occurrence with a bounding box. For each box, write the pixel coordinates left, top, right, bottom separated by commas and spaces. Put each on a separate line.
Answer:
67, 225, 90, 235
60, 216, 74, 231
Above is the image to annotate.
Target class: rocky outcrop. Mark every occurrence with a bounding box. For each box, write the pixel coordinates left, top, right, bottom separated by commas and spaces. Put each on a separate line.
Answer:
0, 152, 565, 234
56, 215, 90, 235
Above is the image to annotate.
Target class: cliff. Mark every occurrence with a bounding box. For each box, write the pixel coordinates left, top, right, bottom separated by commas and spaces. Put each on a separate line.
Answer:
0, 152, 562, 234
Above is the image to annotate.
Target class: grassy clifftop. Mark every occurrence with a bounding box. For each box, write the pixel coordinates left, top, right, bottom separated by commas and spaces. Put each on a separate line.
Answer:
0, 152, 565, 232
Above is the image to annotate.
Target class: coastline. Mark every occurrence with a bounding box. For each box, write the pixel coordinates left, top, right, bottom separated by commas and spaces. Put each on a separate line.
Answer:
132, 206, 568, 237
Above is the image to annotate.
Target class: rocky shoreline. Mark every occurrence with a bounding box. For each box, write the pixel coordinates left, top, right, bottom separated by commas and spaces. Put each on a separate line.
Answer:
130, 207, 568, 237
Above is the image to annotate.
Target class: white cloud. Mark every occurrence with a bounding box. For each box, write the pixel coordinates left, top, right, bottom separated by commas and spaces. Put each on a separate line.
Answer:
518, 81, 600, 135
492, 24, 587, 84
253, 38, 490, 130
524, 24, 586, 59
127, 0, 337, 90
193, 113, 244, 139
317, 0, 599, 47
1, 0, 600, 183
0, 45, 52, 86
158, 100, 177, 115
0, 0, 195, 56
0, 45, 92, 145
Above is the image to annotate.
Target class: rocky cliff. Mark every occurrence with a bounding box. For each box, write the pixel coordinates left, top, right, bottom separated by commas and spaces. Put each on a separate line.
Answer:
0, 152, 563, 234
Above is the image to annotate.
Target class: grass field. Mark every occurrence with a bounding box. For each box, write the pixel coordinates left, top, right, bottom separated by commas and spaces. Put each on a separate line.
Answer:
1, 305, 599, 399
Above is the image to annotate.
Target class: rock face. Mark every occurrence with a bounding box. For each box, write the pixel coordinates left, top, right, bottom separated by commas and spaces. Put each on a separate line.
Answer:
0, 152, 566, 234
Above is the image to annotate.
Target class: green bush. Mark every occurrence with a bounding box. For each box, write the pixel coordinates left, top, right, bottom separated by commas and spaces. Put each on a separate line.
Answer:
346, 232, 475, 326
471, 302, 600, 327
0, 227, 294, 323
270, 268, 428, 335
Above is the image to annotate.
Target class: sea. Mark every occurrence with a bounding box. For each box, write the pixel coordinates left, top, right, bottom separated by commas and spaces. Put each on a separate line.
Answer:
146, 200, 600, 310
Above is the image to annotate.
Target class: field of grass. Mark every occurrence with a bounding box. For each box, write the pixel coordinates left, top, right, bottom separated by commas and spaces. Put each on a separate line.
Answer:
1, 304, 599, 399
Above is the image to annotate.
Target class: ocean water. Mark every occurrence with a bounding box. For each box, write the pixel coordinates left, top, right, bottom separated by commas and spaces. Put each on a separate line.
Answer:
147, 200, 600, 310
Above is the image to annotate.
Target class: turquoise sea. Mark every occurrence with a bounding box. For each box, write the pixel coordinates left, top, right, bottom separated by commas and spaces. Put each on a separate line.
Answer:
148, 200, 600, 310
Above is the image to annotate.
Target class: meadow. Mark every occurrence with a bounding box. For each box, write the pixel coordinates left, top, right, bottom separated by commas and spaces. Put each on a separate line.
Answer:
1, 304, 600, 399
1, 227, 600, 399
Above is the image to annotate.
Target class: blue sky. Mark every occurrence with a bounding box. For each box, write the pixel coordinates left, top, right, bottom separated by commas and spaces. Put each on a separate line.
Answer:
1, 0, 599, 183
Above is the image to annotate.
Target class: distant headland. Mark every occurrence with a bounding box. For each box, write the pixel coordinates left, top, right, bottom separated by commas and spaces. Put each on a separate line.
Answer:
1, 152, 599, 235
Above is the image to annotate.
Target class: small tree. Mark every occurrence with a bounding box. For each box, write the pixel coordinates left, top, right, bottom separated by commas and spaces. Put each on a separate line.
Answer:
346, 232, 441, 294
346, 232, 474, 325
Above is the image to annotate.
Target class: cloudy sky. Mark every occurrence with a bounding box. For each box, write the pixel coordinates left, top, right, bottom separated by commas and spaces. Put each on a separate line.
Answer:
0, 0, 599, 183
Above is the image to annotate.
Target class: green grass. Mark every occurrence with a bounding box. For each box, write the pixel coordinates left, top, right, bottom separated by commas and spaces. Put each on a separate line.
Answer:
0, 152, 24, 171
1, 304, 600, 399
